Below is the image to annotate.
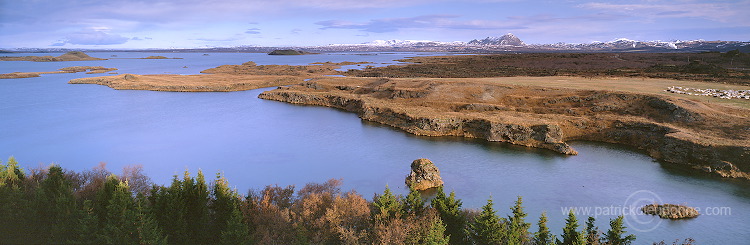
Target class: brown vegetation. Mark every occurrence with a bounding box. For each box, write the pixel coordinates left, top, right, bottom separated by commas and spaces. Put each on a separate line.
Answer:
346, 53, 750, 86
0, 66, 118, 79
69, 74, 301, 92
0, 51, 106, 62
70, 60, 354, 92
259, 76, 750, 179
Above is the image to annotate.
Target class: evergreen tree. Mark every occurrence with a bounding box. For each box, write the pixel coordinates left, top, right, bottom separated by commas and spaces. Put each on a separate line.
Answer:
602, 216, 635, 245
98, 180, 138, 244
372, 185, 402, 223
466, 198, 505, 245
584, 216, 601, 245
92, 174, 121, 230
211, 172, 240, 242
0, 157, 31, 243
186, 170, 211, 243
402, 187, 425, 216
558, 210, 585, 245
425, 217, 450, 245
431, 188, 466, 245
133, 195, 168, 245
220, 205, 251, 245
76, 200, 100, 244
151, 174, 189, 244
507, 196, 531, 244
35, 165, 78, 243
534, 212, 555, 245
0, 156, 25, 187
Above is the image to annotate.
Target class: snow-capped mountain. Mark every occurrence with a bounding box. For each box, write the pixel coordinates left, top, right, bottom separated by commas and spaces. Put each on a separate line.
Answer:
468, 33, 525, 46
538, 38, 749, 52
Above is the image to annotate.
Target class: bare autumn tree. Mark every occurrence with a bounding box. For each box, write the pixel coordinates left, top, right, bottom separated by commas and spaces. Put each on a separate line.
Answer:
325, 191, 372, 244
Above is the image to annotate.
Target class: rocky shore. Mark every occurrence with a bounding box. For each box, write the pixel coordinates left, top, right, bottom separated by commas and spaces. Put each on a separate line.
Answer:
259, 77, 750, 179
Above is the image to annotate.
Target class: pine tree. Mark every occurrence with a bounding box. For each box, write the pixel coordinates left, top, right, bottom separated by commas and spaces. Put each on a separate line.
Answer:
425, 217, 450, 245
151, 174, 189, 244
507, 196, 531, 245
0, 157, 31, 243
133, 196, 168, 245
92, 174, 121, 230
534, 212, 555, 245
431, 188, 466, 245
35, 165, 78, 243
0, 156, 25, 187
98, 180, 138, 244
220, 205, 251, 245
584, 216, 601, 245
602, 216, 635, 245
466, 198, 505, 245
402, 187, 425, 216
186, 169, 211, 243
372, 185, 402, 223
558, 210, 585, 245
211, 172, 240, 241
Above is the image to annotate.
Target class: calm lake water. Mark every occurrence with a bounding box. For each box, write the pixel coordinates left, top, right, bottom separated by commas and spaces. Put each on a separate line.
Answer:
1, 52, 748, 243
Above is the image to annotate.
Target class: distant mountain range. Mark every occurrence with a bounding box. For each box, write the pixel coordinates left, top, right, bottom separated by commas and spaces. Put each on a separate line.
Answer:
4, 34, 749, 53
330, 33, 749, 53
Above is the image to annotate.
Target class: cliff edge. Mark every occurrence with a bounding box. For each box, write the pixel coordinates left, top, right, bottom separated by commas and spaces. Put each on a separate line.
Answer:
259, 77, 750, 180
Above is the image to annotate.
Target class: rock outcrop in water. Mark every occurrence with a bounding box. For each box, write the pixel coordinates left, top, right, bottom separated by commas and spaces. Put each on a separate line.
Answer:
405, 158, 444, 190
642, 204, 700, 219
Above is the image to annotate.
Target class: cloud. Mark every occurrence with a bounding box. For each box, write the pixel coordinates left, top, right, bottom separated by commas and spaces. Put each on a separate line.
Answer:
579, 1, 747, 23
58, 29, 130, 45
317, 15, 523, 33
245, 28, 261, 34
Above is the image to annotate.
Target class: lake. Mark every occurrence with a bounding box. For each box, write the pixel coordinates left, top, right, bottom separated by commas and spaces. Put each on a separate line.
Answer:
1, 52, 748, 243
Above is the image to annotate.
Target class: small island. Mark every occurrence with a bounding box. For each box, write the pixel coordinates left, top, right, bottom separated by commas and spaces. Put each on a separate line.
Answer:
140, 56, 183, 59
642, 203, 700, 219
0, 51, 106, 62
268, 49, 316, 55
0, 66, 117, 79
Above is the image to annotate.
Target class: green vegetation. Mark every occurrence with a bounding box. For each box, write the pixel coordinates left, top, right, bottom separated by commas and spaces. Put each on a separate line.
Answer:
0, 157, 641, 244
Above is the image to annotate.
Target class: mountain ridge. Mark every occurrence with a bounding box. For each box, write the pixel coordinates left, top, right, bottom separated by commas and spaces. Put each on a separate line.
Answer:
4, 34, 749, 53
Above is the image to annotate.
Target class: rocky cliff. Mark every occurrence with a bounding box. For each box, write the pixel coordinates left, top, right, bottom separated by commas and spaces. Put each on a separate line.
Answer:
259, 77, 750, 180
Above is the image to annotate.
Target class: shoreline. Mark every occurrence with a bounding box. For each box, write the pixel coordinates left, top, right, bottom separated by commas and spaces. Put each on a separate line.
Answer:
258, 77, 749, 180
63, 58, 750, 180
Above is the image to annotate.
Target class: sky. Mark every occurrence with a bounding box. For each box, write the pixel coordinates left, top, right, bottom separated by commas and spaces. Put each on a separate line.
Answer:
1, 0, 749, 49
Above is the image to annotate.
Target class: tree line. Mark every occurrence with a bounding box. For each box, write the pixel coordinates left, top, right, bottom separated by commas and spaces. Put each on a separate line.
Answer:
1, 157, 639, 245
